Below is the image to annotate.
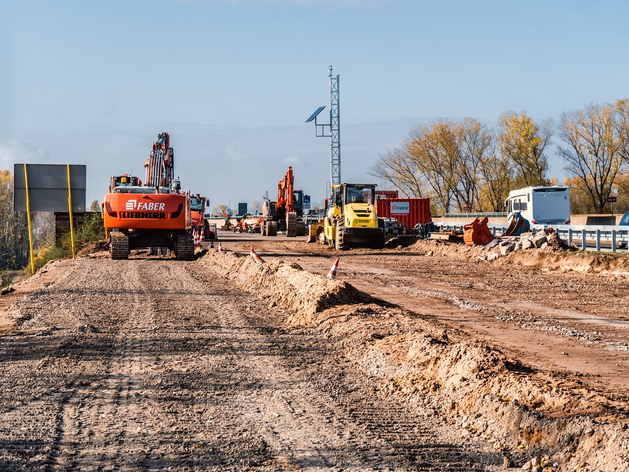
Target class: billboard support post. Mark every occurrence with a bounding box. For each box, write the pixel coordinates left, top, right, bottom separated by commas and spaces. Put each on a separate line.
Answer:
23, 164, 35, 275
67, 164, 76, 259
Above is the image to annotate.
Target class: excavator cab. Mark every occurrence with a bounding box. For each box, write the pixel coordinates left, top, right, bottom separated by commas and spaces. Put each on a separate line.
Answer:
109, 175, 142, 192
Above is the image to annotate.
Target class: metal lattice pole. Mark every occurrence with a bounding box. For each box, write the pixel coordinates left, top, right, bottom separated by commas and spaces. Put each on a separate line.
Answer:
329, 66, 341, 188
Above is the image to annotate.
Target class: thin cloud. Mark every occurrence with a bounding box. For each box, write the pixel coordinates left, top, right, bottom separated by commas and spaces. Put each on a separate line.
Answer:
219, 0, 383, 9
224, 144, 248, 161
284, 155, 300, 166
0, 139, 50, 172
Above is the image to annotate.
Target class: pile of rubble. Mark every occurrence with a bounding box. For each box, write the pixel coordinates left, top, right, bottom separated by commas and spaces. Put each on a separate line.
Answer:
479, 229, 574, 261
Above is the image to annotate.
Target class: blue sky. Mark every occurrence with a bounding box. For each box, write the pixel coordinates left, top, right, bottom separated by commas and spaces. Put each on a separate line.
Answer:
2, 0, 628, 211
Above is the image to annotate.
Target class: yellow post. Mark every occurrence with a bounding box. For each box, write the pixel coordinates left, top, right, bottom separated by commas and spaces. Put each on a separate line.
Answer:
67, 164, 76, 259
23, 164, 35, 275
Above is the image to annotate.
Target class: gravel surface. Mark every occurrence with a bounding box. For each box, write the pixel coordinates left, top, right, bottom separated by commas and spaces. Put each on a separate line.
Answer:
0, 257, 504, 471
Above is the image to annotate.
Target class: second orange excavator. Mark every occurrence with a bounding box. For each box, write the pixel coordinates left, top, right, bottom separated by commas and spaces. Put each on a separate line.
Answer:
261, 166, 306, 237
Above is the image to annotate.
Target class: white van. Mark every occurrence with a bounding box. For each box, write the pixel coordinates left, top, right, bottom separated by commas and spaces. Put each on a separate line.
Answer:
506, 186, 571, 225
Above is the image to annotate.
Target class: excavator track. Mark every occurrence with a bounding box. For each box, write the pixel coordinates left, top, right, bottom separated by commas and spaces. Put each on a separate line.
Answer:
110, 233, 129, 260
176, 233, 195, 261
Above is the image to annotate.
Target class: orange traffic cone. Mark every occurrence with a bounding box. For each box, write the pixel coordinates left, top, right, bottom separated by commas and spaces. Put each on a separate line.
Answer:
250, 247, 265, 264
327, 258, 339, 279
200, 226, 205, 241
218, 242, 224, 253
194, 230, 199, 247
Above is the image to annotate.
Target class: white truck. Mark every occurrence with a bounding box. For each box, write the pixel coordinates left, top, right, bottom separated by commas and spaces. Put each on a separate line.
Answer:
506, 186, 571, 225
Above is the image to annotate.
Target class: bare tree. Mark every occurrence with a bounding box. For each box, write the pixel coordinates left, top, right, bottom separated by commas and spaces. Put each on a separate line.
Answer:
456, 118, 492, 211
369, 146, 425, 198
558, 103, 625, 213
250, 200, 262, 215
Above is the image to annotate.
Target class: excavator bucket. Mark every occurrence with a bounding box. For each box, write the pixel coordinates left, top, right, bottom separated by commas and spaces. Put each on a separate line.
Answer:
463, 217, 495, 246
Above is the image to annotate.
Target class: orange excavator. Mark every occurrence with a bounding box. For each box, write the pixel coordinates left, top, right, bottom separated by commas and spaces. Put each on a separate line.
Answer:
261, 166, 306, 237
102, 132, 194, 260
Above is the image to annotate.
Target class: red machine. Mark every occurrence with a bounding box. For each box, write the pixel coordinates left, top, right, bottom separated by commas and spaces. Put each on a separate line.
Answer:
262, 166, 306, 237
376, 198, 431, 232
375, 190, 399, 200
190, 194, 213, 239
102, 132, 194, 260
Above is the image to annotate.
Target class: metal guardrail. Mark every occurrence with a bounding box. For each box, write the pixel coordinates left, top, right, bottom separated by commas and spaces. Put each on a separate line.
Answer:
435, 223, 629, 253
440, 212, 508, 219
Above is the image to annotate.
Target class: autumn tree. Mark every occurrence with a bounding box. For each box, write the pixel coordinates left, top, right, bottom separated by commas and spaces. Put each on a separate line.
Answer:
405, 120, 463, 213
211, 204, 232, 217
612, 172, 629, 214
0, 170, 29, 270
558, 102, 626, 213
497, 111, 552, 188
477, 146, 511, 212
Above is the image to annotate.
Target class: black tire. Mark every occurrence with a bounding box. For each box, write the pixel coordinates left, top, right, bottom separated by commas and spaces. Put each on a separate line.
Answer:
335, 218, 345, 250
268, 221, 278, 236
175, 233, 195, 260
296, 221, 306, 237
110, 232, 129, 260
261, 221, 267, 236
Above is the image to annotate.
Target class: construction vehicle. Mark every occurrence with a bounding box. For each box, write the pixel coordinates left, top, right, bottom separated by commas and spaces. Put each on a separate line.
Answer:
261, 166, 307, 237
234, 216, 265, 233
190, 194, 213, 239
314, 183, 385, 250
102, 132, 194, 260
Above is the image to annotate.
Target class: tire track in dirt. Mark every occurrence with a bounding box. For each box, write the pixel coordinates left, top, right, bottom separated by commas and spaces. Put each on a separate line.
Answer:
0, 257, 503, 471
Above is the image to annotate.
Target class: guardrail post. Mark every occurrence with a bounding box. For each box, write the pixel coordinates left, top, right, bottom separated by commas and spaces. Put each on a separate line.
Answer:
568, 229, 573, 246
596, 229, 601, 252
581, 229, 587, 250
612, 230, 617, 252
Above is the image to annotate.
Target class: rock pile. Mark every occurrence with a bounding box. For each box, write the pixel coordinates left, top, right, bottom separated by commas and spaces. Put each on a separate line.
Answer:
478, 229, 574, 261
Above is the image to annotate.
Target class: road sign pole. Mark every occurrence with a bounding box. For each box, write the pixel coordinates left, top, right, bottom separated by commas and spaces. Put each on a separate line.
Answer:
23, 164, 35, 275
67, 164, 76, 259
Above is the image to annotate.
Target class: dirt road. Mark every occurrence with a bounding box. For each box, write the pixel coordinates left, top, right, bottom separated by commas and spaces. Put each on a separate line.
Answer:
0, 257, 502, 471
224, 232, 629, 399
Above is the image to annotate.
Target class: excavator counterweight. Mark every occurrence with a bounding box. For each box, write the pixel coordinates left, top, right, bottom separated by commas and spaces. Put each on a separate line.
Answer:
102, 133, 194, 260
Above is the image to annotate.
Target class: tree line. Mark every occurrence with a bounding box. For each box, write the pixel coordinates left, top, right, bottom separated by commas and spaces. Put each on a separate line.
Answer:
370, 99, 629, 215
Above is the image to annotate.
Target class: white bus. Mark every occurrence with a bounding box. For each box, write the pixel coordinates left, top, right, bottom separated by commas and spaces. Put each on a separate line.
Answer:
506, 186, 571, 225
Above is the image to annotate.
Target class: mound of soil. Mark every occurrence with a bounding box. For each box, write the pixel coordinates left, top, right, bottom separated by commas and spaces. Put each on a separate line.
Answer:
198, 242, 629, 471
314, 303, 629, 471
197, 250, 369, 324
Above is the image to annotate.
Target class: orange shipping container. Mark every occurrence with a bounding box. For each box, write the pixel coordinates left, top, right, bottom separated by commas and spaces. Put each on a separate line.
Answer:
376, 198, 431, 230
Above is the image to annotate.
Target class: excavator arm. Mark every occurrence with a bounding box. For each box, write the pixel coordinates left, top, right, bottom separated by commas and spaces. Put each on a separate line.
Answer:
144, 132, 175, 188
